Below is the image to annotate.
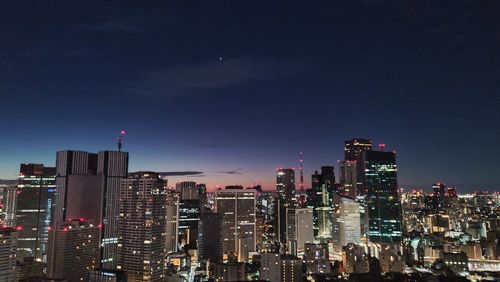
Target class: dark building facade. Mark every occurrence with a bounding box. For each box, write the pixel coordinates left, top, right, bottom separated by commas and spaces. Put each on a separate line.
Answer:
15, 164, 56, 261
344, 139, 372, 195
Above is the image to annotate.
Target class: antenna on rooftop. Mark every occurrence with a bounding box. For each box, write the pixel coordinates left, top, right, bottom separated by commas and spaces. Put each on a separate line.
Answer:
117, 130, 126, 151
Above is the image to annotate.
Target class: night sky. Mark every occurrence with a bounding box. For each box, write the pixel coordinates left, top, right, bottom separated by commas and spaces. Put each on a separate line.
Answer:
1, 1, 499, 191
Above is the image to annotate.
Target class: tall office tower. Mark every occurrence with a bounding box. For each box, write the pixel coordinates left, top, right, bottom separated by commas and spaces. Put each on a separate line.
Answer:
364, 150, 402, 244
54, 150, 98, 227
117, 172, 166, 282
176, 181, 198, 200
276, 168, 295, 203
2, 185, 17, 227
165, 192, 179, 254
316, 184, 333, 239
198, 212, 223, 263
178, 199, 200, 250
332, 197, 361, 248
344, 139, 372, 195
54, 150, 128, 269
285, 208, 314, 254
215, 189, 256, 262
0, 227, 18, 281
14, 163, 56, 262
309, 166, 336, 237
339, 160, 357, 199
432, 182, 446, 213
197, 183, 208, 211
97, 151, 129, 270
45, 220, 100, 281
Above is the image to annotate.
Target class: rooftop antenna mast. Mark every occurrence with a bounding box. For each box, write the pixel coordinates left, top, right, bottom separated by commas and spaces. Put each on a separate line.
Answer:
299, 152, 304, 191
117, 130, 126, 152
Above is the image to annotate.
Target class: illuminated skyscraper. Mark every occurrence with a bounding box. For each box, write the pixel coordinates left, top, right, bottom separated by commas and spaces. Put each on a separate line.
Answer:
364, 150, 402, 244
15, 163, 56, 261
332, 197, 361, 248
276, 168, 295, 203
215, 189, 256, 262
117, 172, 166, 281
344, 139, 372, 195
308, 166, 335, 237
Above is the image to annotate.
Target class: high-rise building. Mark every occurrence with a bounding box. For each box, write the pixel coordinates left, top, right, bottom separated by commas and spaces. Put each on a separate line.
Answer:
45, 220, 100, 281
178, 199, 200, 250
215, 189, 256, 262
0, 227, 18, 281
364, 150, 402, 244
176, 181, 198, 200
198, 212, 223, 263
117, 172, 166, 281
332, 197, 361, 248
97, 151, 129, 269
54, 150, 98, 227
308, 166, 336, 237
432, 182, 446, 213
15, 163, 56, 262
276, 168, 295, 203
285, 208, 314, 254
344, 139, 372, 195
54, 150, 128, 269
339, 160, 357, 199
165, 192, 179, 254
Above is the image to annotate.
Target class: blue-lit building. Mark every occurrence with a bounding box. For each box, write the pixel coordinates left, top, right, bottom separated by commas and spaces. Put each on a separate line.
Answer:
364, 150, 402, 244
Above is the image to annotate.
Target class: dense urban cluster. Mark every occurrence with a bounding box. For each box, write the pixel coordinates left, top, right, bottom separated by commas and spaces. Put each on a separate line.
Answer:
0, 139, 498, 282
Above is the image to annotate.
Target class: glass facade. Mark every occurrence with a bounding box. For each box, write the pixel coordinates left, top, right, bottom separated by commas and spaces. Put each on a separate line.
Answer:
364, 151, 402, 244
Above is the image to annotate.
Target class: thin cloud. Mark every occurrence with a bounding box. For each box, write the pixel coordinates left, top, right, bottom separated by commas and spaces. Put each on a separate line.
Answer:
128, 57, 307, 96
159, 171, 204, 177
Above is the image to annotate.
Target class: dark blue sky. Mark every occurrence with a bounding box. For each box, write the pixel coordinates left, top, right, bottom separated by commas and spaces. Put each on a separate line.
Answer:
1, 1, 499, 191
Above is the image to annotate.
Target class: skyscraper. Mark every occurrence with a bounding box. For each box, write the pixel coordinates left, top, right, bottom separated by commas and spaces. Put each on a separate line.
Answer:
285, 208, 314, 254
308, 166, 336, 237
276, 168, 295, 203
117, 172, 166, 281
215, 188, 256, 262
432, 182, 446, 213
364, 150, 402, 244
97, 151, 129, 269
344, 139, 372, 195
15, 163, 56, 261
332, 197, 361, 248
178, 199, 201, 250
198, 212, 223, 263
165, 192, 179, 254
54, 150, 128, 269
339, 160, 357, 199
176, 181, 198, 200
